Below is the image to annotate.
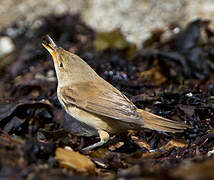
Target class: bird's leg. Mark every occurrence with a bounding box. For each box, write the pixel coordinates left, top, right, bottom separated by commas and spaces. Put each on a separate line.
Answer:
82, 130, 110, 151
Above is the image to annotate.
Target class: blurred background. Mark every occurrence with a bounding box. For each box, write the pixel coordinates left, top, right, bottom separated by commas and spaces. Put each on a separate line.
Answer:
0, 0, 214, 47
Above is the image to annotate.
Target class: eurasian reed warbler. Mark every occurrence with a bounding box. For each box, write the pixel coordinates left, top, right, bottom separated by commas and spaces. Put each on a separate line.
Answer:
42, 35, 187, 151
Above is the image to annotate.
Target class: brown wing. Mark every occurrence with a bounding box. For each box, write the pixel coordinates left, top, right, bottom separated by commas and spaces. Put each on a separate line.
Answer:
59, 81, 143, 125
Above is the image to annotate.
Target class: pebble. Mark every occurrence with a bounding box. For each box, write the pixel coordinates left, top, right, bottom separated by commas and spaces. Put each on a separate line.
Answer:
0, 36, 15, 58
186, 92, 193, 97
207, 149, 214, 156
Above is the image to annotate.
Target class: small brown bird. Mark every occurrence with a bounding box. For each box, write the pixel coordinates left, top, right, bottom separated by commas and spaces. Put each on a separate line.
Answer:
42, 35, 187, 150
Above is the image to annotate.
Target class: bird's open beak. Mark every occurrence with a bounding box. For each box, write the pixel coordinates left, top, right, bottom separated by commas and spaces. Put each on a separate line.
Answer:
42, 35, 58, 63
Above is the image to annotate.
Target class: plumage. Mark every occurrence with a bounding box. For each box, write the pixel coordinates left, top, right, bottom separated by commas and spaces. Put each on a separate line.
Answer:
42, 35, 188, 150
59, 81, 143, 126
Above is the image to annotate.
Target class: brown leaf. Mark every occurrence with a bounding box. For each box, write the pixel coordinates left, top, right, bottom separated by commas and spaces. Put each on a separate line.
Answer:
141, 140, 187, 159
139, 66, 167, 86
162, 139, 187, 149
130, 135, 151, 151
55, 147, 95, 173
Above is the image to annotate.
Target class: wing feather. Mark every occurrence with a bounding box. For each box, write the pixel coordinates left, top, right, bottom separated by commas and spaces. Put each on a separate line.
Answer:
59, 81, 143, 125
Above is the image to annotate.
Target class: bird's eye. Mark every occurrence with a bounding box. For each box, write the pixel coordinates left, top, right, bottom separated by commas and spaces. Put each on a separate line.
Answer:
59, 62, 63, 68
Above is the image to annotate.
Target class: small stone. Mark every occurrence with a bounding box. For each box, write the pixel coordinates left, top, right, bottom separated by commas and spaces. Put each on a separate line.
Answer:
186, 92, 193, 97
208, 149, 214, 157
0, 36, 15, 58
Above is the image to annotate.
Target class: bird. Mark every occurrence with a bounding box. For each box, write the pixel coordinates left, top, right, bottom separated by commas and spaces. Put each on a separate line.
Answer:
42, 35, 187, 151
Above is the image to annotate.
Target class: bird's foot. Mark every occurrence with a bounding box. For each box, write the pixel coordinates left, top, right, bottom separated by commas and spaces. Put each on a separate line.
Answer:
82, 130, 110, 151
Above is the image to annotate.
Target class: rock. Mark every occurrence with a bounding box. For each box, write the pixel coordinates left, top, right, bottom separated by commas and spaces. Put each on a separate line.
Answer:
83, 0, 214, 47
0, 36, 15, 58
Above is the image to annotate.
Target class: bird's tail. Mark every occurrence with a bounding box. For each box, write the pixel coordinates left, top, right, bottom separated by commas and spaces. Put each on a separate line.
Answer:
137, 109, 187, 133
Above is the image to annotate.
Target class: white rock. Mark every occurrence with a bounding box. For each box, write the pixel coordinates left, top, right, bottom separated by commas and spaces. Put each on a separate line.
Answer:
0, 36, 15, 58
186, 92, 193, 97
208, 149, 214, 156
